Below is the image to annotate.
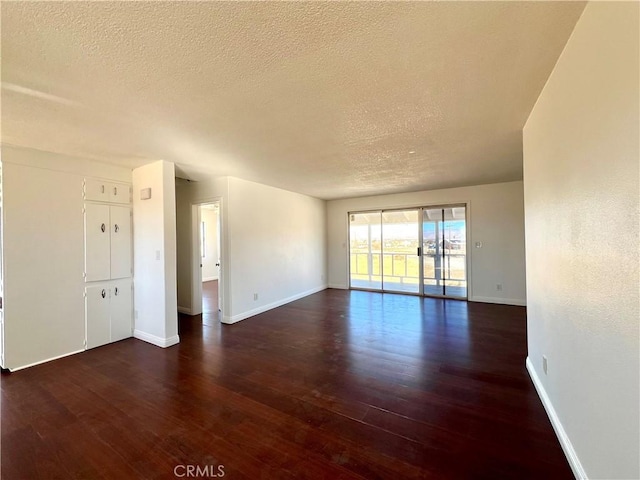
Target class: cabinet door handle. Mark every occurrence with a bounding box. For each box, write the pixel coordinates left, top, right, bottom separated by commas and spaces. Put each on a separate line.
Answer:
114, 187, 117, 196
101, 223, 106, 233
114, 224, 119, 233
101, 185, 105, 194
101, 289, 106, 299
114, 287, 119, 296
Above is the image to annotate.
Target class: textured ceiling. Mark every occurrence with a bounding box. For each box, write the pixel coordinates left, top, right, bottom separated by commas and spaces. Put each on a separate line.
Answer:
1, 1, 585, 200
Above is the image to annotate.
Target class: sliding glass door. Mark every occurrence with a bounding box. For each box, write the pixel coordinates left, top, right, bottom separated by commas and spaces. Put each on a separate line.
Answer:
422, 206, 467, 298
349, 204, 467, 299
382, 210, 420, 293
349, 212, 382, 290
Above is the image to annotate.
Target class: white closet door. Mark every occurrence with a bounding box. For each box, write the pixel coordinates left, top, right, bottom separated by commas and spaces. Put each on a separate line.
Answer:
84, 179, 110, 202
86, 285, 111, 349
110, 183, 130, 204
110, 205, 131, 279
111, 280, 132, 342
85, 204, 111, 281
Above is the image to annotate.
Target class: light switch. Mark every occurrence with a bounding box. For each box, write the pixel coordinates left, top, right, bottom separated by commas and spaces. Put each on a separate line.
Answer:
155, 250, 161, 260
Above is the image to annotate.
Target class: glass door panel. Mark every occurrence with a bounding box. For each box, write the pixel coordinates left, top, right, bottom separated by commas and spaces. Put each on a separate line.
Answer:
422, 206, 467, 298
382, 210, 420, 293
349, 212, 382, 290
423, 208, 444, 296
442, 207, 467, 298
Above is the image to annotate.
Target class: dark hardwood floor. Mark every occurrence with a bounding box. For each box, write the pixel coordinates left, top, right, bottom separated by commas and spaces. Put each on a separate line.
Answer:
1, 289, 572, 479
202, 280, 219, 327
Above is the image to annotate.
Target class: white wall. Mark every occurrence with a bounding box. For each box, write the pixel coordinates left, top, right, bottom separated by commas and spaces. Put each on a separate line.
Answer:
177, 176, 327, 323
175, 179, 193, 311
523, 3, 639, 479
1, 146, 130, 370
132, 161, 179, 348
327, 181, 526, 305
226, 177, 327, 323
201, 206, 219, 281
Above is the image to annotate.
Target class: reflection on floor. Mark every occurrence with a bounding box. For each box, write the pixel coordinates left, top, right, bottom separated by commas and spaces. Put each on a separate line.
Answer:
350, 278, 467, 297
202, 280, 219, 326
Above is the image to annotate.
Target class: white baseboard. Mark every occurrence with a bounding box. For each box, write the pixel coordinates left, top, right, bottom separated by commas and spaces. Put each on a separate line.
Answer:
202, 276, 218, 282
469, 295, 526, 306
328, 283, 348, 290
133, 330, 180, 348
221, 285, 327, 324
526, 357, 587, 479
177, 306, 192, 315
8, 348, 85, 372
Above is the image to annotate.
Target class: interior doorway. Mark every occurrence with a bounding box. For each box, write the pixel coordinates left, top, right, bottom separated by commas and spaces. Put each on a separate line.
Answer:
191, 200, 222, 324
200, 203, 220, 325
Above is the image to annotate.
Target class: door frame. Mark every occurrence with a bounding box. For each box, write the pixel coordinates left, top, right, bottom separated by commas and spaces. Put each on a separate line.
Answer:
347, 202, 471, 300
190, 197, 223, 320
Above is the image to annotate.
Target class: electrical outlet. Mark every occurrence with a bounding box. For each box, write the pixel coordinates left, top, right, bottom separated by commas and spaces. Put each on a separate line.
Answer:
496, 283, 503, 291
135, 310, 139, 320
253, 293, 258, 301
543, 355, 548, 375
321, 274, 325, 281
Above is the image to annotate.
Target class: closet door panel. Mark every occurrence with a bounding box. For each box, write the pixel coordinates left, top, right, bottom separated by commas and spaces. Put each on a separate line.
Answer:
110, 206, 132, 279
84, 179, 110, 202
110, 183, 130, 205
85, 285, 110, 349
110, 280, 132, 342
84, 204, 111, 281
